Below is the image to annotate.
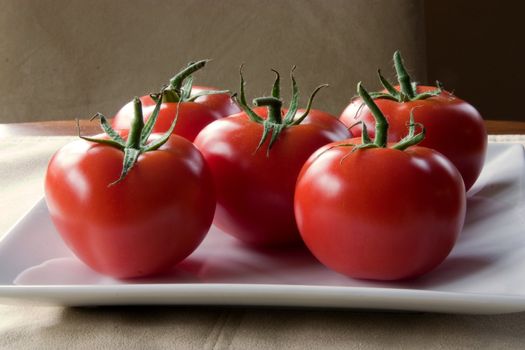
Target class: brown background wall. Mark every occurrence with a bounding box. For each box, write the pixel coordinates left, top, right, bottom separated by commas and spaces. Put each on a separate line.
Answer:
1, 0, 522, 123
0, 0, 425, 123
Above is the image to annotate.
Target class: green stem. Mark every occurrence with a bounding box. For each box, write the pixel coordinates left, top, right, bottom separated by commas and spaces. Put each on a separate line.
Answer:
161, 90, 181, 103
282, 68, 299, 124
391, 111, 425, 150
393, 51, 415, 100
377, 69, 400, 99
291, 84, 328, 126
271, 69, 280, 99
253, 96, 282, 124
357, 82, 388, 147
90, 112, 126, 144
126, 97, 145, 149
234, 65, 264, 123
169, 59, 209, 93
187, 89, 229, 102
235, 66, 326, 154
79, 94, 182, 186
361, 122, 372, 144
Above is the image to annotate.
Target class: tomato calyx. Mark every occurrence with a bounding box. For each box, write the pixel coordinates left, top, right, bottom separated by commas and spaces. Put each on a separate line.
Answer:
154, 60, 229, 104
78, 93, 178, 185
340, 82, 425, 153
368, 51, 443, 103
232, 66, 328, 155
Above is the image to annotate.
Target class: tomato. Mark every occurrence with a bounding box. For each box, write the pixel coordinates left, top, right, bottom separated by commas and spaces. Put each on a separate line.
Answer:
113, 60, 240, 142
194, 69, 350, 247
45, 98, 215, 279
340, 51, 486, 191
114, 99, 219, 142
295, 143, 466, 280
191, 85, 241, 118
296, 83, 466, 280
195, 109, 349, 247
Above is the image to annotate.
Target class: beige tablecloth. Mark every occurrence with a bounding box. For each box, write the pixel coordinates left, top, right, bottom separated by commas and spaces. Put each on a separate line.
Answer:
1, 135, 525, 349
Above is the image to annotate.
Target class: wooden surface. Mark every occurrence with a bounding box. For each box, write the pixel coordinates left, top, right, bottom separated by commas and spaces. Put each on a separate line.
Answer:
483, 120, 525, 135
0, 120, 524, 138
0, 120, 100, 137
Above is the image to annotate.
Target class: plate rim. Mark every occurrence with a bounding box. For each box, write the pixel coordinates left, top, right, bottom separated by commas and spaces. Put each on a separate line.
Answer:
1, 142, 524, 314
1, 283, 525, 314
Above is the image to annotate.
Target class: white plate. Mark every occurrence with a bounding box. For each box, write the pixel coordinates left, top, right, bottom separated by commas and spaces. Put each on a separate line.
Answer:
1, 143, 524, 314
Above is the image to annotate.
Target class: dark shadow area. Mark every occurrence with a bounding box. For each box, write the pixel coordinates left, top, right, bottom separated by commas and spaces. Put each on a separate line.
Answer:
425, 0, 524, 121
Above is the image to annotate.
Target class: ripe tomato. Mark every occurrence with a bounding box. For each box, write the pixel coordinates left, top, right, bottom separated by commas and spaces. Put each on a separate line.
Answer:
113, 60, 240, 142
340, 52, 486, 191
45, 99, 215, 279
295, 144, 466, 280
191, 85, 241, 118
114, 99, 219, 142
296, 83, 466, 280
194, 69, 350, 247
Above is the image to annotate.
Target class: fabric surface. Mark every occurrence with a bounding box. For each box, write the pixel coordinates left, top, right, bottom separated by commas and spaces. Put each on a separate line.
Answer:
1, 135, 525, 349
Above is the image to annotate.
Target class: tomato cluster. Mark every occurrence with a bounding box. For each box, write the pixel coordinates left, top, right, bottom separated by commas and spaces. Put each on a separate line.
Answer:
340, 52, 486, 191
296, 83, 466, 280
45, 52, 486, 281
113, 60, 240, 142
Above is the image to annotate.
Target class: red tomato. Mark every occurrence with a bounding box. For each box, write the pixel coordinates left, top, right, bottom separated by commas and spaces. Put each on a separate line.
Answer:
194, 107, 350, 247
295, 140, 466, 280
45, 131, 215, 279
113, 60, 240, 141
114, 85, 239, 121
340, 86, 486, 190
340, 51, 486, 191
113, 97, 220, 142
192, 85, 241, 118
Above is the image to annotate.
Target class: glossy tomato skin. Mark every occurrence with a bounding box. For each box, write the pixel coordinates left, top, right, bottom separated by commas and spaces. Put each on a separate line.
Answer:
113, 86, 240, 142
194, 109, 350, 247
113, 98, 218, 142
340, 86, 487, 191
295, 140, 466, 280
191, 85, 241, 118
45, 133, 215, 279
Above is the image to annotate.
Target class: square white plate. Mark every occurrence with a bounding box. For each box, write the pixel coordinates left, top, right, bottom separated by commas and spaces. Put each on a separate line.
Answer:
1, 143, 524, 314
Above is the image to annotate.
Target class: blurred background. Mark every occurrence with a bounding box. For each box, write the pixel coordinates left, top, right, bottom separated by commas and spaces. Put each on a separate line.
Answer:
0, 0, 520, 123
